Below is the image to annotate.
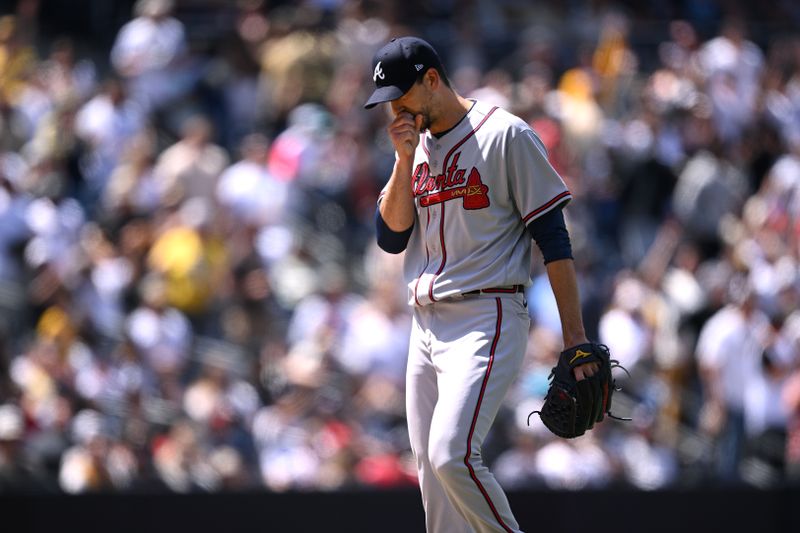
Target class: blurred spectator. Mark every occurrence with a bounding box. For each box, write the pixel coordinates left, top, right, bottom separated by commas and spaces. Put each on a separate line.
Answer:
0, 153, 32, 281
532, 433, 613, 490
0, 403, 56, 492
217, 133, 286, 228
252, 389, 323, 491
146, 198, 228, 318
598, 271, 653, 374
75, 77, 146, 209
125, 274, 192, 382
286, 263, 361, 356
338, 258, 410, 384
37, 37, 96, 106
154, 114, 229, 204
110, 0, 195, 114
671, 111, 749, 255
58, 408, 138, 493
494, 430, 545, 490
0, 15, 37, 105
608, 407, 679, 490
102, 128, 161, 217
266, 103, 334, 185
695, 278, 771, 481
152, 418, 215, 492
697, 18, 764, 144
256, 6, 337, 121
72, 222, 135, 340
784, 344, 800, 482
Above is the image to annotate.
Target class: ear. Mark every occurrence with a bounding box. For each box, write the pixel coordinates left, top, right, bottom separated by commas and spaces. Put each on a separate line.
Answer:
424, 68, 440, 91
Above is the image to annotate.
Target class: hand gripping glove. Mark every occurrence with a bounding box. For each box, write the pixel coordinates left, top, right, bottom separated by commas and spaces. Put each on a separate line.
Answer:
528, 343, 629, 438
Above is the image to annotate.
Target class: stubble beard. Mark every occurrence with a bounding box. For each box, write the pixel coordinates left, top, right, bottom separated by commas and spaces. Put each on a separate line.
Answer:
418, 106, 433, 133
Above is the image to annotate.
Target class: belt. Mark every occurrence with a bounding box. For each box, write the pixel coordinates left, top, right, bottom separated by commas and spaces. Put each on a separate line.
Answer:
463, 284, 525, 296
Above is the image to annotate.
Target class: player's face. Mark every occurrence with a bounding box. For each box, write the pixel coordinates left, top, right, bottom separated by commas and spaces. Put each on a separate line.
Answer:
390, 81, 433, 132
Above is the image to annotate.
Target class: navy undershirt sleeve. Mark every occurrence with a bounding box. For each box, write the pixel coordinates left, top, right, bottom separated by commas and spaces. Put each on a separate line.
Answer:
376, 207, 414, 254
526, 208, 573, 264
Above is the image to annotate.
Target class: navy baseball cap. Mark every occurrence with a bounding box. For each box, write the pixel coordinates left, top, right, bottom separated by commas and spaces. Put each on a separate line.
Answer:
364, 36, 443, 109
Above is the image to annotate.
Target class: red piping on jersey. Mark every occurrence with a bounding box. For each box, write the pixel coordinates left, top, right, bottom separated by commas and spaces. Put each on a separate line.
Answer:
413, 208, 431, 306
522, 190, 572, 224
464, 298, 515, 533
441, 107, 498, 174
422, 139, 430, 158
427, 106, 498, 303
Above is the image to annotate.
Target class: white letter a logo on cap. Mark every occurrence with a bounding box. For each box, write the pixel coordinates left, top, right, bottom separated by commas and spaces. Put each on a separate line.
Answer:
373, 61, 385, 82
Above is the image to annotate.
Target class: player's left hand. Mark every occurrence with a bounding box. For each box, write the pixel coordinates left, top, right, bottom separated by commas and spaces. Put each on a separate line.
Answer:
573, 361, 599, 381
528, 342, 630, 438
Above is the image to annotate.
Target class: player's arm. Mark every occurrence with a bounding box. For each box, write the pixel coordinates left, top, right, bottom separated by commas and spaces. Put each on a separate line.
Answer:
546, 257, 597, 379
545, 258, 588, 346
376, 153, 416, 253
376, 111, 422, 253
376, 208, 413, 253
379, 112, 422, 231
527, 210, 595, 380
506, 127, 594, 376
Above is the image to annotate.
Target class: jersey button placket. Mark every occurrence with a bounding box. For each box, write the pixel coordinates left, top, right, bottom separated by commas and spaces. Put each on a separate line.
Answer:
426, 207, 439, 250
427, 147, 440, 255
425, 189, 440, 250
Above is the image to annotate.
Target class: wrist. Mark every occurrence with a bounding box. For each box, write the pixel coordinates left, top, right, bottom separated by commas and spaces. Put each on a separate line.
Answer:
563, 333, 589, 349
394, 155, 414, 172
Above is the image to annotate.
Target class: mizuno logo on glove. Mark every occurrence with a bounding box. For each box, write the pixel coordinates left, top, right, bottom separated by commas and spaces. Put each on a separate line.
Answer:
569, 349, 593, 365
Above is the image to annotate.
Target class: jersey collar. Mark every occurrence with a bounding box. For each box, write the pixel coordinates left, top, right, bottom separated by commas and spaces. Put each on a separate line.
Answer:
431, 99, 477, 139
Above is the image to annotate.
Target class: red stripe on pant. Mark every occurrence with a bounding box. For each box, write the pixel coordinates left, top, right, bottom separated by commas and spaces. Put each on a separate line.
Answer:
463, 298, 515, 533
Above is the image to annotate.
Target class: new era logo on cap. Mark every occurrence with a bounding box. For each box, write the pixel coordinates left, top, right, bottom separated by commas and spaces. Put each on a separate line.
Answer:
363, 36, 443, 109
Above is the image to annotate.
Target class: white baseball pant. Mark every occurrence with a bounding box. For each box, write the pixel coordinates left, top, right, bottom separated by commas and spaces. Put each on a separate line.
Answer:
406, 292, 528, 533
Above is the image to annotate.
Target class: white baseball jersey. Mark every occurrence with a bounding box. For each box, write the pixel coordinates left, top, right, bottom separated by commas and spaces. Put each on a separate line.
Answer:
380, 99, 572, 306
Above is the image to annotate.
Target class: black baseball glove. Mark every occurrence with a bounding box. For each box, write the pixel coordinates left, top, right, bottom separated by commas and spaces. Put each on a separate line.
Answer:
528, 342, 629, 438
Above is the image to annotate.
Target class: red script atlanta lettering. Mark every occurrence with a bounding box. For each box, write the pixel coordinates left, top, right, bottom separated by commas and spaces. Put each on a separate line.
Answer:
412, 152, 490, 210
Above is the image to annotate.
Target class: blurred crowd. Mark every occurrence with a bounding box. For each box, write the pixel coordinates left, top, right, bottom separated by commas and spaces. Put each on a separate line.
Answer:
0, 0, 799, 494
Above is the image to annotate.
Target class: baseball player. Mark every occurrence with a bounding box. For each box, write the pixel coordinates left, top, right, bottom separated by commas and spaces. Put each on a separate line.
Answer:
365, 37, 599, 533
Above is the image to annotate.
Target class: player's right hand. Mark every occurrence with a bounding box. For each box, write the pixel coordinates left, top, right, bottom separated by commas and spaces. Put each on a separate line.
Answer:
388, 112, 422, 159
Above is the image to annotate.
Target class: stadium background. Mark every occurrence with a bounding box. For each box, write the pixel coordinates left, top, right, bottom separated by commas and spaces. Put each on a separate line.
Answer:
0, 0, 799, 531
